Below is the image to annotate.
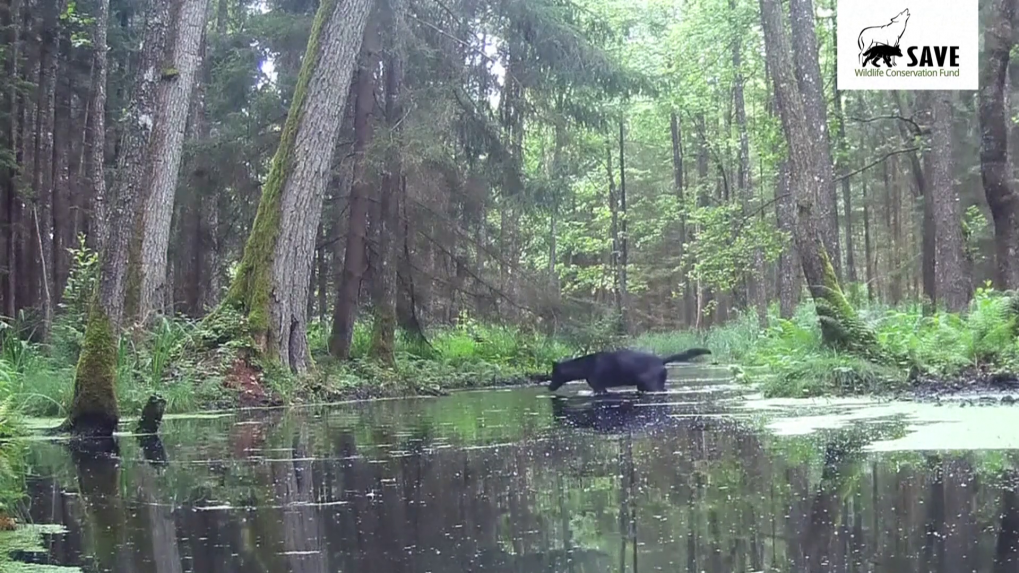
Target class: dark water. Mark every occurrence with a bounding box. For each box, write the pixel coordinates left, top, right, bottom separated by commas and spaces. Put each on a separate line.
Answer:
15, 366, 1019, 573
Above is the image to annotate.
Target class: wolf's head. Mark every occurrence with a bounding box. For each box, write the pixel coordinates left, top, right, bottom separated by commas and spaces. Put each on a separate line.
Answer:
891, 8, 910, 23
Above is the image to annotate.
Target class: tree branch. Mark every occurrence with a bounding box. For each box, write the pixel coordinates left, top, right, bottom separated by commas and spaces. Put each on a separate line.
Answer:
848, 114, 925, 136
833, 147, 919, 183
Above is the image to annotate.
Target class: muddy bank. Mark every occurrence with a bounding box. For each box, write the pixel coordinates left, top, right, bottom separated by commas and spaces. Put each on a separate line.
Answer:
899, 365, 1019, 404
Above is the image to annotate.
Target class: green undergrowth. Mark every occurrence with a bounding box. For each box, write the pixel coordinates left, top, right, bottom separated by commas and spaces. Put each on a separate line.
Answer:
724, 284, 1019, 398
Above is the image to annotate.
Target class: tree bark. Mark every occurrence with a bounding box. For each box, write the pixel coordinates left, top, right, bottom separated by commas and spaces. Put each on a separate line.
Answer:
928, 92, 970, 312
979, 0, 1019, 290
618, 118, 629, 334
775, 161, 798, 318
225, 0, 375, 372
369, 4, 405, 365
69, 0, 180, 437
862, 172, 874, 300
607, 142, 622, 325
760, 0, 877, 355
2, 0, 21, 319
19, 0, 39, 313
137, 0, 212, 320
329, 17, 379, 359
669, 110, 692, 326
35, 0, 66, 335
87, 0, 111, 255
788, 0, 841, 280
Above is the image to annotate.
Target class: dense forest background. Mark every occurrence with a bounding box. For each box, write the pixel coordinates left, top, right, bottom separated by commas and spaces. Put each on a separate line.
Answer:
0, 0, 1015, 404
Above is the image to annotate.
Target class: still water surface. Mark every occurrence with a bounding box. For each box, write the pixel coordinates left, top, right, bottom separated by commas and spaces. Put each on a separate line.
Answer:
15, 365, 1019, 572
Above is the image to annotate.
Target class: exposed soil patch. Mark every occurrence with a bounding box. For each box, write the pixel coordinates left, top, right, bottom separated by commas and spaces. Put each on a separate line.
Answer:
225, 356, 281, 407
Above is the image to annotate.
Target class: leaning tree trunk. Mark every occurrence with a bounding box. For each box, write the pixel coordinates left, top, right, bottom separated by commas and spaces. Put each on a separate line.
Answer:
979, 0, 1019, 290
928, 92, 970, 312
135, 0, 212, 320
225, 0, 374, 373
368, 3, 405, 365
788, 0, 841, 281
69, 0, 175, 437
759, 0, 878, 356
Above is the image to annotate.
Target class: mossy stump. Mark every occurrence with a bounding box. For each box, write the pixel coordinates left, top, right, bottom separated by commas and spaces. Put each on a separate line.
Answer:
67, 303, 120, 437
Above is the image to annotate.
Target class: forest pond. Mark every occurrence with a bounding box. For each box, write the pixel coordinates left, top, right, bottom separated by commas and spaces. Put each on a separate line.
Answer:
13, 365, 1019, 573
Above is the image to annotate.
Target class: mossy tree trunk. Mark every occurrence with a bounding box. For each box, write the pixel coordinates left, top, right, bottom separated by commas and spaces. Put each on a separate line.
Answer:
69, 0, 175, 437
137, 0, 212, 320
369, 0, 405, 365
759, 0, 879, 358
226, 0, 374, 373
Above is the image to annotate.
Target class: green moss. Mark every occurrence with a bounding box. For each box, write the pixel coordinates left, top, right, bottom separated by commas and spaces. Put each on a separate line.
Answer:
69, 302, 120, 433
370, 310, 397, 366
222, 0, 338, 362
160, 67, 179, 80
812, 248, 882, 361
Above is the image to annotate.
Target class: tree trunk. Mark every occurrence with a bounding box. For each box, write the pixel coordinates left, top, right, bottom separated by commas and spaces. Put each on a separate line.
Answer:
2, 0, 21, 319
69, 0, 177, 437
34, 0, 66, 336
979, 0, 1019, 290
833, 93, 855, 287
607, 143, 622, 325
862, 173, 874, 300
369, 7, 405, 366
928, 92, 970, 312
775, 161, 798, 318
669, 110, 691, 326
87, 0, 111, 255
19, 0, 39, 313
225, 0, 374, 373
760, 0, 878, 355
889, 91, 933, 304
788, 0, 841, 280
618, 118, 629, 334
329, 18, 379, 359
137, 0, 212, 320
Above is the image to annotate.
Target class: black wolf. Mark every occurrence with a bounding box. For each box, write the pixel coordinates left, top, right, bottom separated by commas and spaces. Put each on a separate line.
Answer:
547, 348, 712, 394
861, 43, 903, 68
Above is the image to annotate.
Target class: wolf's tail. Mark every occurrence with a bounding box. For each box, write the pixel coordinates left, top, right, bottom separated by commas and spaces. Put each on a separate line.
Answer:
660, 348, 712, 364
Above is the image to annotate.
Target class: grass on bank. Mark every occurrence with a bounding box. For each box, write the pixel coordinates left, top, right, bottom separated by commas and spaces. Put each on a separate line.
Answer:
625, 283, 1019, 398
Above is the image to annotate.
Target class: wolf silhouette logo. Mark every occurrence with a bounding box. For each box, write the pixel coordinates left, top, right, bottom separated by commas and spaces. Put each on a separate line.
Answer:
857, 8, 910, 66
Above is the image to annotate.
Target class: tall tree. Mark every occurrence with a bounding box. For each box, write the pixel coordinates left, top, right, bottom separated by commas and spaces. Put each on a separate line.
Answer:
928, 92, 969, 312
369, 0, 406, 364
788, 0, 841, 280
224, 0, 375, 372
329, 16, 380, 359
136, 0, 213, 319
68, 0, 176, 436
979, 0, 1019, 290
87, 0, 111, 255
759, 0, 877, 354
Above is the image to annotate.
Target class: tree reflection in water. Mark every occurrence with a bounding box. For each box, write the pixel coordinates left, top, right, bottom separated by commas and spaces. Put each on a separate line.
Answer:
14, 386, 1019, 573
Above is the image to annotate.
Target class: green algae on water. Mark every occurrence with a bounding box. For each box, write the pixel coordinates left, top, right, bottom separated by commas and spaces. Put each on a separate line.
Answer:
0, 523, 81, 573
